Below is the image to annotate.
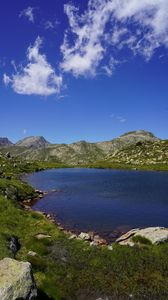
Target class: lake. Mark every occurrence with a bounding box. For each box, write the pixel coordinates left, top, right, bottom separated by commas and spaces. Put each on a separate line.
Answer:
24, 168, 168, 238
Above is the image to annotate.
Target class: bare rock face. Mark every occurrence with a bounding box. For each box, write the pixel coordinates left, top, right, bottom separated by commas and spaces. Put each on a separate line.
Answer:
116, 227, 168, 246
0, 258, 37, 300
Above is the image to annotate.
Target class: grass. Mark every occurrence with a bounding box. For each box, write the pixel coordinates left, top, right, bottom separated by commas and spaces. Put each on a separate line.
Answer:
1, 154, 168, 299
132, 235, 152, 245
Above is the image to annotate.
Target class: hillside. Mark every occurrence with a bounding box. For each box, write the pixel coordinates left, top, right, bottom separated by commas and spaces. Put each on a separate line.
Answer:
105, 140, 168, 166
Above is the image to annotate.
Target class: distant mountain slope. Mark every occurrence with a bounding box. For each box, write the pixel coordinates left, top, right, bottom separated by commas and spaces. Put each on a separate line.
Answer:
0, 138, 13, 147
16, 136, 50, 148
0, 130, 165, 166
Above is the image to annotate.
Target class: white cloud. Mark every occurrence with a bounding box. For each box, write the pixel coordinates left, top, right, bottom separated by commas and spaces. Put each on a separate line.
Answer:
61, 0, 168, 77
23, 129, 27, 135
111, 114, 126, 123
19, 7, 35, 23
3, 37, 63, 96
44, 20, 60, 30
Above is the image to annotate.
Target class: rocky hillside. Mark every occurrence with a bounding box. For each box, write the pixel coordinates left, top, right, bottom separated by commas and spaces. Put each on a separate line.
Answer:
16, 136, 50, 148
0, 130, 167, 167
0, 138, 13, 147
105, 140, 168, 166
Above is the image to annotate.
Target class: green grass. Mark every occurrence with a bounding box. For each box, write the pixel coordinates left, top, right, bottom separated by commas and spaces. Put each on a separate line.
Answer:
1, 154, 168, 299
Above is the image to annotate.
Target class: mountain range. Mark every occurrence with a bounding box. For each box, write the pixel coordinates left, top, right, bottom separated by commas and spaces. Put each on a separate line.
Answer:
0, 130, 167, 166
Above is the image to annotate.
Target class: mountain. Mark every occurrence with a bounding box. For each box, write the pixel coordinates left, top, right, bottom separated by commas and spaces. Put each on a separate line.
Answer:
95, 130, 159, 154
0, 138, 13, 147
16, 136, 50, 148
0, 130, 166, 167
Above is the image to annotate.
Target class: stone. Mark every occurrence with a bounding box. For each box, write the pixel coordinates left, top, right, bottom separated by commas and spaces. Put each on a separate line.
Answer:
0, 257, 37, 300
117, 227, 168, 246
8, 236, 20, 258
28, 251, 37, 257
116, 228, 139, 243
68, 234, 77, 240
93, 235, 107, 245
79, 232, 91, 241
107, 245, 113, 251
35, 233, 51, 240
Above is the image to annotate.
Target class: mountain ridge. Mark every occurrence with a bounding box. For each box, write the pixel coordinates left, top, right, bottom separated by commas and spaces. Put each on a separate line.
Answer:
0, 130, 166, 167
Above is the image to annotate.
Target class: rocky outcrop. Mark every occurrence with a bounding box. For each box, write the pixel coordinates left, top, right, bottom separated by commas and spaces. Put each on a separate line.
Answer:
116, 227, 168, 246
0, 258, 37, 300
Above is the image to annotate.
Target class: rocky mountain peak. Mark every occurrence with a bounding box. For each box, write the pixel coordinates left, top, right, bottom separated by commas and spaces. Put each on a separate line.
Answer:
0, 137, 13, 147
16, 136, 50, 148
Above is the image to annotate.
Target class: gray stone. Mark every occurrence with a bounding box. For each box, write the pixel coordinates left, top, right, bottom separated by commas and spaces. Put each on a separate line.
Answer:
0, 258, 37, 300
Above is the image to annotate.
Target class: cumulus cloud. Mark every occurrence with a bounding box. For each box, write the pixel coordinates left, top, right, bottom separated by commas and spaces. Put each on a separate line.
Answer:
61, 0, 168, 77
3, 37, 62, 96
19, 7, 35, 23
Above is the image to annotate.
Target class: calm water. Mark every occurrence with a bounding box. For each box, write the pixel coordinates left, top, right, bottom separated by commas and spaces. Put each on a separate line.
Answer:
24, 168, 168, 235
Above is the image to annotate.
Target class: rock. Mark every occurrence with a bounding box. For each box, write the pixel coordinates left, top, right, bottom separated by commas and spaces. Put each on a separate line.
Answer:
68, 234, 77, 240
117, 227, 168, 246
5, 186, 19, 201
93, 235, 107, 245
107, 245, 113, 251
0, 257, 37, 300
116, 228, 139, 243
28, 251, 37, 257
35, 233, 51, 240
5, 152, 11, 158
90, 241, 98, 247
79, 232, 91, 241
8, 236, 20, 258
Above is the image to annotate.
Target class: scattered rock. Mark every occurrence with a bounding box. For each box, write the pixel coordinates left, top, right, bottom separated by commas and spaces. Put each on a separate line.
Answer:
0, 257, 37, 300
35, 234, 51, 240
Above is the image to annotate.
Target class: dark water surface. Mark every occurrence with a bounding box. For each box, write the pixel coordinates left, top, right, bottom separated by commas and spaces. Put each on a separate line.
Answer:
24, 168, 168, 235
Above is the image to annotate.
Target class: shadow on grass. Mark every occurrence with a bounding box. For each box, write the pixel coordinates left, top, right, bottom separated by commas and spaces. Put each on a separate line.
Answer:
37, 289, 55, 300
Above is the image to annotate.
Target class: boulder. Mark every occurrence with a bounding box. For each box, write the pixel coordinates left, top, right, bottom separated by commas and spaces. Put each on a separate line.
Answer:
117, 227, 168, 246
0, 258, 37, 300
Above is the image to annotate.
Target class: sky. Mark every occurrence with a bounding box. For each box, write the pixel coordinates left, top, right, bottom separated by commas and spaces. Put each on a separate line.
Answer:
0, 0, 168, 144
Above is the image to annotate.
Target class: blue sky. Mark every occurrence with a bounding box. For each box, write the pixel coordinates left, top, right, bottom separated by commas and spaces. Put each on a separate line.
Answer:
0, 0, 168, 143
